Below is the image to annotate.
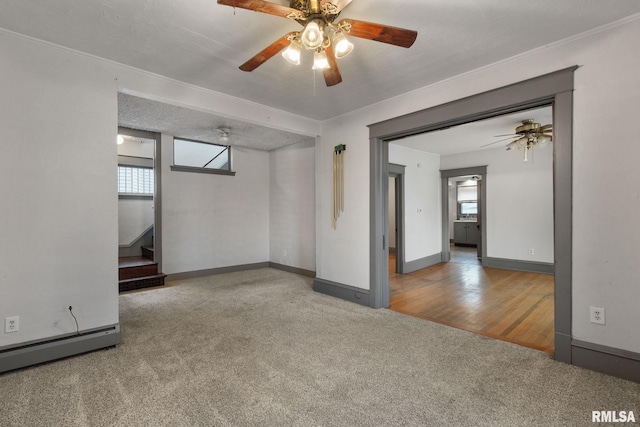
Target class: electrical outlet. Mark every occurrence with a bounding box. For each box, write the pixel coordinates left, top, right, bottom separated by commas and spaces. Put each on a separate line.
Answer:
590, 306, 605, 325
528, 248, 535, 255
5, 316, 19, 333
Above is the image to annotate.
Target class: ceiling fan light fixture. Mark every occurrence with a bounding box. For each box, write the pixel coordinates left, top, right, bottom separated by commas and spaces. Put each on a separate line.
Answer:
515, 136, 529, 150
117, 134, 124, 145
301, 20, 324, 50
215, 126, 231, 143
312, 49, 330, 70
332, 32, 353, 58
537, 134, 551, 147
282, 39, 302, 65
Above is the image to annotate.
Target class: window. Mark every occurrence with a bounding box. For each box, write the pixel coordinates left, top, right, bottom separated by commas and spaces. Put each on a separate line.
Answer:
459, 201, 478, 215
171, 137, 234, 175
118, 166, 154, 195
457, 184, 477, 202
457, 181, 478, 218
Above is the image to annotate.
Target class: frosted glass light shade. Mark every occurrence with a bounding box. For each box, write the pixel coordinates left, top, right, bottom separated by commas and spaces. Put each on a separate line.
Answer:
301, 21, 323, 50
515, 136, 529, 149
312, 50, 329, 70
117, 135, 124, 145
282, 40, 302, 65
333, 33, 354, 58
537, 135, 551, 147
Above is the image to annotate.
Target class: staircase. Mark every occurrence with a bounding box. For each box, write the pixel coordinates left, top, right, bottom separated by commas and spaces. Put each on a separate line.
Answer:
118, 252, 166, 292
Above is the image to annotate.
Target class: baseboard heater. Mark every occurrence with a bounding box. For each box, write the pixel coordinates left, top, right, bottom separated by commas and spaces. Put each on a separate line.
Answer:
0, 324, 120, 374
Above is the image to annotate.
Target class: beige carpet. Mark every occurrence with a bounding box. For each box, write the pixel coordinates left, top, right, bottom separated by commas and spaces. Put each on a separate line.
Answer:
1, 268, 638, 426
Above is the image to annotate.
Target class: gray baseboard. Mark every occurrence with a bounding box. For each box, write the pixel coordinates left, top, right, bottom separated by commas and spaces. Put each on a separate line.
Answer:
269, 262, 315, 278
313, 278, 370, 307
165, 262, 270, 281
572, 340, 640, 383
484, 257, 554, 274
404, 253, 442, 274
0, 324, 120, 374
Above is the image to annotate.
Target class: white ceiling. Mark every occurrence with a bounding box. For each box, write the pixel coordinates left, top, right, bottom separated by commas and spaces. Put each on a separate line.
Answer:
2, 0, 640, 122
393, 105, 553, 156
3, 1, 638, 151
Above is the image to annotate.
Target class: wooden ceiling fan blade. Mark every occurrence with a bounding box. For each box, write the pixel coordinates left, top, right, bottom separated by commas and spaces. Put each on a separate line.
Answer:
338, 19, 417, 48
322, 44, 342, 86
493, 133, 518, 137
321, 0, 352, 14
239, 32, 296, 71
217, 0, 303, 19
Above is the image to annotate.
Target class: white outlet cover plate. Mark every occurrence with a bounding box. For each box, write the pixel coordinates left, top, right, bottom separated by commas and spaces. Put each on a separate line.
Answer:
590, 306, 605, 325
5, 316, 19, 333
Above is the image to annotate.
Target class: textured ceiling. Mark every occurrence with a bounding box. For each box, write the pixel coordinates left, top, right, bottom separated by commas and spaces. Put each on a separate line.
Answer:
118, 93, 315, 151
2, 1, 640, 121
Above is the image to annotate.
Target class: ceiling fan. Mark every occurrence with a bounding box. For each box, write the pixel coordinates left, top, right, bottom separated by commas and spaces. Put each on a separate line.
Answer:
213, 126, 232, 143
483, 119, 553, 162
217, 0, 418, 86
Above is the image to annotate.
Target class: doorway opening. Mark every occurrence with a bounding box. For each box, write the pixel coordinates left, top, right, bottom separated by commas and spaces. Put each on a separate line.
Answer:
388, 163, 405, 274
117, 127, 165, 292
369, 67, 575, 362
386, 109, 555, 354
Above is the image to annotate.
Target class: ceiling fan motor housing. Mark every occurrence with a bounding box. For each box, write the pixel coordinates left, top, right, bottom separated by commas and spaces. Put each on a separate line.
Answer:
515, 119, 541, 134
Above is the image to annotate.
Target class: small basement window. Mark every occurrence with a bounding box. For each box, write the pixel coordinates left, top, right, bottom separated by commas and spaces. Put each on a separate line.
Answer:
171, 137, 234, 175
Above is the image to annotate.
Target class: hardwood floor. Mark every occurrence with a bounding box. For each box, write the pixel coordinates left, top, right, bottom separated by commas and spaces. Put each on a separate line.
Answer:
389, 246, 554, 354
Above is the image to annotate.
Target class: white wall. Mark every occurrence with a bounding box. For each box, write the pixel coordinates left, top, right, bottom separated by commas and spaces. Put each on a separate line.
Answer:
118, 199, 154, 246
317, 19, 640, 353
441, 146, 553, 263
161, 135, 270, 275
315, 129, 370, 288
0, 28, 320, 350
389, 145, 441, 262
0, 32, 119, 347
269, 140, 316, 272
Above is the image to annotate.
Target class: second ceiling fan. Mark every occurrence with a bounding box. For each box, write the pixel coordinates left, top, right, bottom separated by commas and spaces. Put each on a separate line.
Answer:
217, 0, 418, 86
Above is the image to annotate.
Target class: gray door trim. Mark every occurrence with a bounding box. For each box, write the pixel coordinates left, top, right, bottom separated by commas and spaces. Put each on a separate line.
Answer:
388, 163, 406, 274
118, 126, 162, 273
368, 66, 575, 363
440, 166, 487, 265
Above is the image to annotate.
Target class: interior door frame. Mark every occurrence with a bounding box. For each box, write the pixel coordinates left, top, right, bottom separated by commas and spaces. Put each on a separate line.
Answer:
118, 126, 162, 272
369, 67, 575, 363
389, 163, 406, 273
440, 167, 487, 264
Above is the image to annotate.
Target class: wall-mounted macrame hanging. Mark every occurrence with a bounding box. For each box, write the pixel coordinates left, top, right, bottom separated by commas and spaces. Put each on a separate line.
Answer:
333, 144, 346, 228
